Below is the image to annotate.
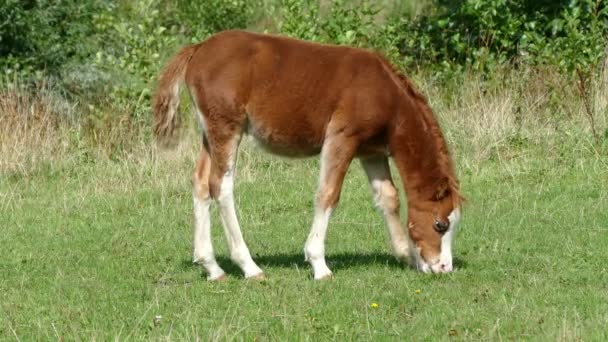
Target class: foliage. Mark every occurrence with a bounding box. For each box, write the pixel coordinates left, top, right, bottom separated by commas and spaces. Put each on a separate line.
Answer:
392, 0, 608, 73
1, 0, 607, 143
92, 1, 176, 83
3, 0, 607, 88
89, 0, 178, 117
0, 0, 103, 76
527, 0, 608, 73
175, 0, 258, 42
274, 0, 405, 64
276, 0, 383, 47
274, 0, 322, 41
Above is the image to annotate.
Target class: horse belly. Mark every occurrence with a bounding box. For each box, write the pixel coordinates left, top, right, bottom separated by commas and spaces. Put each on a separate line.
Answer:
357, 142, 389, 157
245, 114, 324, 157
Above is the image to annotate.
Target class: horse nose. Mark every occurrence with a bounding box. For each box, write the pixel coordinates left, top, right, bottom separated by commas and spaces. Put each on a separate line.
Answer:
431, 262, 453, 273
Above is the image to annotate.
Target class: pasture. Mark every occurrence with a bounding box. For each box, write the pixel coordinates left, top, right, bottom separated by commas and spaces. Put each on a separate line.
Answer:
2, 116, 607, 339
2, 0, 608, 339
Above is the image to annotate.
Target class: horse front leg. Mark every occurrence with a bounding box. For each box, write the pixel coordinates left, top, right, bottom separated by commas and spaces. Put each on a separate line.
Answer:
360, 156, 411, 264
305, 133, 358, 280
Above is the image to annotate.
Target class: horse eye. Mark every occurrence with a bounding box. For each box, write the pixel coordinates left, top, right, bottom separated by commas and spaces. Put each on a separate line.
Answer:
433, 220, 449, 233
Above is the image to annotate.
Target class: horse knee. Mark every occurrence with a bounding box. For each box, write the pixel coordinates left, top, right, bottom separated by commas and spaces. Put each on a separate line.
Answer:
208, 173, 223, 200
373, 181, 399, 213
317, 186, 340, 209
193, 153, 211, 200
382, 184, 399, 212
192, 174, 210, 201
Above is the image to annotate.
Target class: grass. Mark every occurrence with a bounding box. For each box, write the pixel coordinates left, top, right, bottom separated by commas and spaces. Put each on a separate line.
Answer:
1, 71, 608, 340
2, 138, 608, 340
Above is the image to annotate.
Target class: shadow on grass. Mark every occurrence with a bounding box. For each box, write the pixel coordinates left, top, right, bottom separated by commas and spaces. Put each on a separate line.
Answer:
254, 252, 403, 269
181, 252, 467, 277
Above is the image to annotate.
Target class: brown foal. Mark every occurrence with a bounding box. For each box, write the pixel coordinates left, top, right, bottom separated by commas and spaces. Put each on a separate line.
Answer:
153, 30, 462, 280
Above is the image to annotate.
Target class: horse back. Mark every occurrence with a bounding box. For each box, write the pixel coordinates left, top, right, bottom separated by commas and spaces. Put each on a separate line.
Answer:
185, 30, 402, 156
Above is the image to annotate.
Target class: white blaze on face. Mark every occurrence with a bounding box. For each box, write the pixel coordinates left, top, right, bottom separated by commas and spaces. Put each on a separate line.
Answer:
414, 207, 461, 273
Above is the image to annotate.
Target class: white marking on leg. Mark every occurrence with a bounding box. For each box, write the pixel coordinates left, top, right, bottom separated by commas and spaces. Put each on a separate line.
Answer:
304, 207, 333, 280
303, 134, 355, 280
192, 194, 225, 280
217, 170, 264, 278
304, 143, 335, 280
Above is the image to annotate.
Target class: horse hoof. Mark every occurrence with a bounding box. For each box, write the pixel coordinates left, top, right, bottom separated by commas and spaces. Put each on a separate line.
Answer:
315, 273, 334, 281
247, 273, 266, 281
208, 273, 227, 282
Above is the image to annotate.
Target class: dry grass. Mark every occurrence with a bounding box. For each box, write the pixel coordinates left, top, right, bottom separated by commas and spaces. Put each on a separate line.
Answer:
0, 80, 72, 175
0, 80, 156, 176
2, 68, 608, 341
1, 67, 606, 178
420, 66, 608, 164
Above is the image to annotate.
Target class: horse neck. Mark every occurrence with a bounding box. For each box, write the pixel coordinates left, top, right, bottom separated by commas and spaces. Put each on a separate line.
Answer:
389, 93, 457, 205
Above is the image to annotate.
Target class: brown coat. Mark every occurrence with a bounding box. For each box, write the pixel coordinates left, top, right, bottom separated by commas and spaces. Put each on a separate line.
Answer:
153, 30, 462, 276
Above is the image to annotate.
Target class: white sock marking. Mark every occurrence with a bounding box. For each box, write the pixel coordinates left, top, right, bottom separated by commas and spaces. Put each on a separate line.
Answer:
217, 171, 263, 278
305, 207, 333, 279
192, 194, 225, 280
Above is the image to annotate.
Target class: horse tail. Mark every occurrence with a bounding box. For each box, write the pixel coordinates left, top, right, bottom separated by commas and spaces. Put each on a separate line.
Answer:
152, 44, 198, 140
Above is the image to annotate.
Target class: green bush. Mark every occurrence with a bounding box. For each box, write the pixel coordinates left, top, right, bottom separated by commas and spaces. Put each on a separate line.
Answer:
90, 1, 178, 114
391, 0, 608, 73
0, 0, 103, 76
276, 0, 391, 49
275, 0, 322, 41
2, 0, 606, 132
530, 0, 608, 73
175, 0, 258, 42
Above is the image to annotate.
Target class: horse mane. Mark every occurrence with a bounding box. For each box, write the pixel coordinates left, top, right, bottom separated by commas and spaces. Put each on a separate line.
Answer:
377, 56, 463, 206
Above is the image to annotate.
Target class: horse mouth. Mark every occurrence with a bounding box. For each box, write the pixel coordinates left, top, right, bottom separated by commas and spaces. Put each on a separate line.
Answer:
414, 255, 454, 273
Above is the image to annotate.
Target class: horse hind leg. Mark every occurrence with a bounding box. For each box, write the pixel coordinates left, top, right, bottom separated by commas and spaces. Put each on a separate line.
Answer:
360, 156, 411, 263
192, 145, 226, 280
207, 133, 264, 280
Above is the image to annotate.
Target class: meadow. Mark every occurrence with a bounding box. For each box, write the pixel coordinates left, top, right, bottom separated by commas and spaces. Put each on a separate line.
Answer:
2, 0, 608, 339
2, 65, 608, 340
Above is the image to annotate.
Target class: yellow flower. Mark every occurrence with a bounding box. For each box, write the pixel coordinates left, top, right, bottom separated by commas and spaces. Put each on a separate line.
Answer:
370, 302, 379, 309
415, 289, 422, 294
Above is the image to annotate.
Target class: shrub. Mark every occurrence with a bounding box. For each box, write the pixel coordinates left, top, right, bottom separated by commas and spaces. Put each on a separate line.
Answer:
391, 0, 608, 73
276, 0, 393, 50
175, 0, 258, 42
0, 0, 103, 76
90, 0, 178, 115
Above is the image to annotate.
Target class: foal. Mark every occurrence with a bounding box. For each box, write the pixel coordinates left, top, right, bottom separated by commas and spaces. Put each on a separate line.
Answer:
153, 30, 462, 280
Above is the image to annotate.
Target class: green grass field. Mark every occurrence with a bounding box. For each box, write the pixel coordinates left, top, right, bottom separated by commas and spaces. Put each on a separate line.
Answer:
2, 0, 607, 337
2, 130, 607, 340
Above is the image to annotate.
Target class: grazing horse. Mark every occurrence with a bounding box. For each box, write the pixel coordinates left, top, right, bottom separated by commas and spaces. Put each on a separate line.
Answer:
153, 30, 462, 280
